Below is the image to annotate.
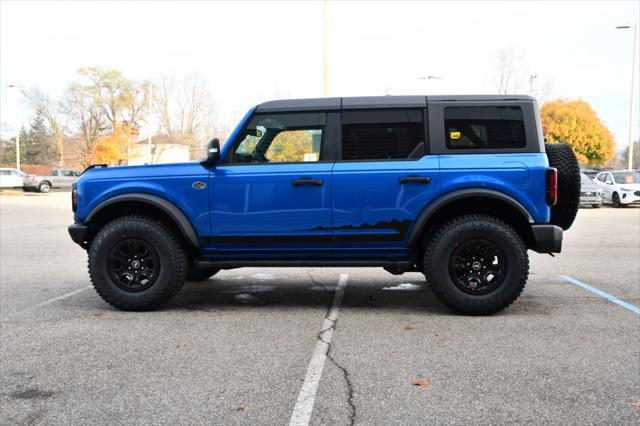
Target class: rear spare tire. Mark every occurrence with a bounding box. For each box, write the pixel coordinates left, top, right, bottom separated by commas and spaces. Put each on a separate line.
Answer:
545, 143, 580, 230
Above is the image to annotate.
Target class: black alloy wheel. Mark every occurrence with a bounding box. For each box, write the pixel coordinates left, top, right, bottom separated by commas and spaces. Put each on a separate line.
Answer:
449, 239, 506, 295
108, 238, 160, 292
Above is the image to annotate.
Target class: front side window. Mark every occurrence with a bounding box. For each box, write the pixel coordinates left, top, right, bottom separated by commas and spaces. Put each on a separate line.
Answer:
445, 106, 526, 149
341, 109, 425, 161
227, 113, 325, 164
605, 174, 613, 184
62, 170, 75, 177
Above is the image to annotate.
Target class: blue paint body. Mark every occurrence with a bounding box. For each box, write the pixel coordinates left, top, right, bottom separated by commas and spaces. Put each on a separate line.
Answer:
73, 105, 551, 262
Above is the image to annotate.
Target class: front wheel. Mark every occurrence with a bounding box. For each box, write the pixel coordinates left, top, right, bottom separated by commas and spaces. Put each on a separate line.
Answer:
612, 192, 622, 208
592, 204, 601, 209
423, 215, 529, 315
88, 215, 187, 311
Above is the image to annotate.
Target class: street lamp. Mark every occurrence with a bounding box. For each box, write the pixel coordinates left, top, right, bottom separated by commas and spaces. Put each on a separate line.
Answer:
616, 24, 637, 170
5, 84, 25, 171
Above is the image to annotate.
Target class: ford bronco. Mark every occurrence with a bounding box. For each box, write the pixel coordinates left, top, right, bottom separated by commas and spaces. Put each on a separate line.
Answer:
68, 95, 580, 314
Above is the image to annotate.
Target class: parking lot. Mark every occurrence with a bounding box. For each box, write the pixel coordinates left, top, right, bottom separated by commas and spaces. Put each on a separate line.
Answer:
0, 192, 638, 425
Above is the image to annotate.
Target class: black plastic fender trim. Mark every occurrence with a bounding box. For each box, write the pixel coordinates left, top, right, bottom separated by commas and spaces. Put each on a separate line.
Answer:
85, 193, 200, 247
406, 188, 535, 246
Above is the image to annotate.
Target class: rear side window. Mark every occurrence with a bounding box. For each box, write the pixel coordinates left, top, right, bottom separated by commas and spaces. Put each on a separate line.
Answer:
341, 110, 425, 161
444, 106, 526, 149
52, 170, 59, 176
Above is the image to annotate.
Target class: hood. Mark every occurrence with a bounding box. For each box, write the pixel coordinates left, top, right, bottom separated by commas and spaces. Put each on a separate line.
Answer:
77, 162, 209, 183
580, 181, 600, 191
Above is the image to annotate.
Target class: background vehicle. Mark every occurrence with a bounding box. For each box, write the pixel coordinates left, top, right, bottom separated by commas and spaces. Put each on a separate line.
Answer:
593, 170, 640, 207
0, 168, 27, 189
579, 173, 603, 208
24, 168, 82, 193
68, 95, 580, 315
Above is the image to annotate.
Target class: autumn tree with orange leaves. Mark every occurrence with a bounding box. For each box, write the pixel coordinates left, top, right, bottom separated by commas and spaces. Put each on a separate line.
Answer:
540, 99, 615, 166
93, 122, 139, 165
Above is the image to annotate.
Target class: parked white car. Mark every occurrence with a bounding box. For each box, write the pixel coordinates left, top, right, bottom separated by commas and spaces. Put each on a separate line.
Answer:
0, 167, 27, 189
593, 170, 640, 208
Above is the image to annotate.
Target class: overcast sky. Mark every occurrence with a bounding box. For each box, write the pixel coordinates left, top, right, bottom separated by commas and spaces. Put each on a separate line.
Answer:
1, 0, 638, 146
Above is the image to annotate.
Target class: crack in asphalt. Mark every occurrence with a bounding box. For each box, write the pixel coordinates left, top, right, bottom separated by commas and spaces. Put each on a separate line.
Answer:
306, 270, 335, 295
318, 314, 356, 425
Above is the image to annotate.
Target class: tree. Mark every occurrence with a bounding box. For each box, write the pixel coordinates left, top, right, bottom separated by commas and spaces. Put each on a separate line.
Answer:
155, 75, 216, 159
540, 99, 615, 166
25, 88, 68, 166
494, 48, 523, 94
620, 140, 639, 169
77, 66, 147, 129
22, 112, 55, 165
64, 76, 106, 167
92, 122, 139, 165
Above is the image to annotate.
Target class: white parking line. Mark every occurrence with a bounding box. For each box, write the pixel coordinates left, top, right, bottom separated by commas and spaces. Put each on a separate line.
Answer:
559, 275, 640, 314
6, 286, 92, 318
289, 273, 349, 426
590, 219, 640, 229
0, 221, 55, 230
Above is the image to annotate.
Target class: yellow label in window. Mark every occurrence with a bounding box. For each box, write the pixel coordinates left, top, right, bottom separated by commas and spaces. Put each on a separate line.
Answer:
450, 131, 461, 140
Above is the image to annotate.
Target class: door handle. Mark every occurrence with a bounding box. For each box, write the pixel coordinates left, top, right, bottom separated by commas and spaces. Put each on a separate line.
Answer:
292, 178, 324, 186
399, 176, 431, 184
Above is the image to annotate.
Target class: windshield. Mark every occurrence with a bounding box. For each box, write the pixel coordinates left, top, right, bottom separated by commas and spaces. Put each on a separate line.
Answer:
612, 171, 640, 184
580, 173, 593, 185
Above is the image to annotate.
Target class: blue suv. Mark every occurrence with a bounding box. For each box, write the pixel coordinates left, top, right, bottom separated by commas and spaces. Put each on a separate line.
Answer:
68, 95, 580, 314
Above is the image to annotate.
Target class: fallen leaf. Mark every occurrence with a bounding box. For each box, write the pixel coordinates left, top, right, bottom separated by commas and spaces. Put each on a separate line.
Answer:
235, 404, 246, 412
404, 325, 413, 331
411, 379, 432, 388
631, 400, 640, 410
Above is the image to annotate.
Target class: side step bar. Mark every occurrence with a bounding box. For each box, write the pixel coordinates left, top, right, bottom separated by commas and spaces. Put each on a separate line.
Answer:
196, 259, 412, 269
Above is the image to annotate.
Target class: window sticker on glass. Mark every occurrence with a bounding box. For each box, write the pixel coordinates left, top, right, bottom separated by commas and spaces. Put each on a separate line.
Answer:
304, 153, 319, 162
450, 131, 461, 140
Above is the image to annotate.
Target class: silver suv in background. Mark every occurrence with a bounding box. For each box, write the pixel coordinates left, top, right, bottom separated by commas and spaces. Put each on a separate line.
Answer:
23, 168, 82, 193
579, 173, 603, 208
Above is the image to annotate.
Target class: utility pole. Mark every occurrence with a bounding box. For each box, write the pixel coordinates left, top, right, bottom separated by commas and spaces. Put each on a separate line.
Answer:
617, 24, 637, 170
528, 74, 538, 96
322, 0, 328, 96
147, 79, 153, 164
6, 84, 25, 171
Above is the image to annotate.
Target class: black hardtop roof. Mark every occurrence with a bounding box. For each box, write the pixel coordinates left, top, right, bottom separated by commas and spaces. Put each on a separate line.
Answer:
256, 95, 534, 113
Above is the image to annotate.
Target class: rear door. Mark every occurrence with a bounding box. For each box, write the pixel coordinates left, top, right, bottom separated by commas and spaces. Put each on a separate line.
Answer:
331, 108, 440, 251
209, 111, 337, 253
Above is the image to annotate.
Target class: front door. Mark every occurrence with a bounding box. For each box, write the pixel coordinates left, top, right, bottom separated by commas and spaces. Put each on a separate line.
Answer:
331, 109, 440, 254
209, 111, 335, 255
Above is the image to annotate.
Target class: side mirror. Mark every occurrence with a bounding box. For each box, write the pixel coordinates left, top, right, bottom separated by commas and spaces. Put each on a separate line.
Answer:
207, 138, 221, 164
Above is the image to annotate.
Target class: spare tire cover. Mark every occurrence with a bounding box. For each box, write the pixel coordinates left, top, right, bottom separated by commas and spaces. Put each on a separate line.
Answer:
545, 143, 580, 230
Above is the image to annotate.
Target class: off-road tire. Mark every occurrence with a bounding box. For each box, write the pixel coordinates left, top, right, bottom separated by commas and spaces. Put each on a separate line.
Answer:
88, 215, 187, 311
38, 182, 51, 193
545, 143, 580, 230
423, 215, 529, 315
186, 266, 220, 281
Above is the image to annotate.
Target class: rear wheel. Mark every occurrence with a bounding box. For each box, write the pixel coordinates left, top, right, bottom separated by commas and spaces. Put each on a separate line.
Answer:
38, 182, 51, 193
88, 215, 187, 311
423, 215, 529, 315
545, 143, 580, 230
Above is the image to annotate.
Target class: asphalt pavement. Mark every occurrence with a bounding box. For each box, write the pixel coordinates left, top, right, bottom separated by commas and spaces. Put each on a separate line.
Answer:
1, 192, 638, 425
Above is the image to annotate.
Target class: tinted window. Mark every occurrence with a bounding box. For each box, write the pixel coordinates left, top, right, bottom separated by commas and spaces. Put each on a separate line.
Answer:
62, 170, 75, 177
227, 113, 325, 164
444, 106, 526, 149
341, 110, 425, 161
51, 170, 59, 176
0, 170, 9, 176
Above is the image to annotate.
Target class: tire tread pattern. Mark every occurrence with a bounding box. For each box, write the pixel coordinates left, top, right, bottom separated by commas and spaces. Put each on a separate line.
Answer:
546, 143, 580, 230
424, 214, 529, 315
88, 215, 186, 311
